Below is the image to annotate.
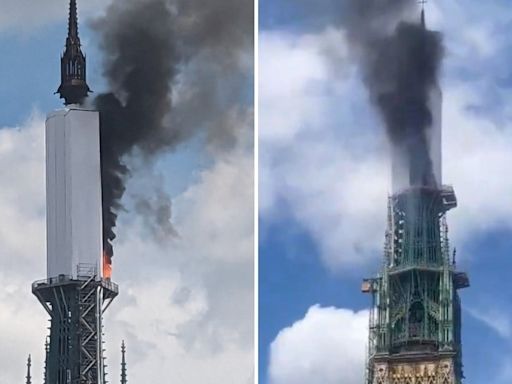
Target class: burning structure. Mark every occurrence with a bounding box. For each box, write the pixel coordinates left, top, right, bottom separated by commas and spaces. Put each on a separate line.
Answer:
360, 5, 470, 384
23, 0, 252, 381
31, 1, 120, 383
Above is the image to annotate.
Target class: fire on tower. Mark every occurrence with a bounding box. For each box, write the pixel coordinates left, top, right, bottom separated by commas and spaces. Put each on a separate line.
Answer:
362, 7, 470, 384
32, 1, 118, 383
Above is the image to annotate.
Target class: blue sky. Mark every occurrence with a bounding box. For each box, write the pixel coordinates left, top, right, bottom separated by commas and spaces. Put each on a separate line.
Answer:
0, 24, 65, 125
0, 2, 254, 383
259, 1, 512, 383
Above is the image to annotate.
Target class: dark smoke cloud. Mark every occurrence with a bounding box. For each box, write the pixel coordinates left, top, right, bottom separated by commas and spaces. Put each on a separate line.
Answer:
90, 0, 253, 257
345, 0, 444, 187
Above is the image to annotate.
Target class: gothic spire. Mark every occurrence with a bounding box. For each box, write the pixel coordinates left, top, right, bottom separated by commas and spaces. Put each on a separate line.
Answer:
121, 341, 127, 384
57, 0, 91, 105
25, 355, 32, 384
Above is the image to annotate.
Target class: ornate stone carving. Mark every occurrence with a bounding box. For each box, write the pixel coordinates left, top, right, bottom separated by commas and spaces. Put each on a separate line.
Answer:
372, 359, 455, 384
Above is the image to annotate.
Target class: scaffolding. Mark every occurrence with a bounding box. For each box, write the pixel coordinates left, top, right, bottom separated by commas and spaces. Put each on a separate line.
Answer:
33, 266, 118, 384
363, 186, 469, 384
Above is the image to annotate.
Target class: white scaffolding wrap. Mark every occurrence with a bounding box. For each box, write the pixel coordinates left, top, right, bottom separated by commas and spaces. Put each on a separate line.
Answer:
46, 107, 103, 279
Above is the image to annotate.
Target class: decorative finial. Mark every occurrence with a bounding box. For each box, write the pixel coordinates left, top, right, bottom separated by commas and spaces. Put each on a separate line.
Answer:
26, 355, 32, 384
57, 0, 91, 105
121, 341, 127, 384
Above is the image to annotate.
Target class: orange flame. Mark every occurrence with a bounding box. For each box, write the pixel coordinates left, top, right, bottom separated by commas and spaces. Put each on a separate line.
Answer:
103, 251, 112, 279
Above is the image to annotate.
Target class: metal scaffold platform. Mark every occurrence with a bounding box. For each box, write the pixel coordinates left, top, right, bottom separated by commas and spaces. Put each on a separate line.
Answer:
33, 267, 118, 384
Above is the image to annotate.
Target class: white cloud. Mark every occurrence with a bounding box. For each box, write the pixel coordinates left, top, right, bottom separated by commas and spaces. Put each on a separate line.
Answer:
260, 28, 390, 269
259, 28, 347, 144
0, 114, 49, 383
269, 305, 368, 384
444, 85, 512, 246
0, 112, 254, 383
0, 112, 46, 274
260, 7, 512, 269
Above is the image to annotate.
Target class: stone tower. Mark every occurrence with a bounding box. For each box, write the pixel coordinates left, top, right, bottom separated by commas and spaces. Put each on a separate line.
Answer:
363, 186, 469, 384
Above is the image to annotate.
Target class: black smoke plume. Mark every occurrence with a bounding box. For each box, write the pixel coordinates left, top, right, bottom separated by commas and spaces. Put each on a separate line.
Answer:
346, 0, 443, 187
90, 0, 253, 257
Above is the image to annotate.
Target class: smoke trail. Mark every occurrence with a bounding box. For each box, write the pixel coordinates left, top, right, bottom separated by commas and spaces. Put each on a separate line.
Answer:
91, 0, 253, 257
345, 0, 444, 187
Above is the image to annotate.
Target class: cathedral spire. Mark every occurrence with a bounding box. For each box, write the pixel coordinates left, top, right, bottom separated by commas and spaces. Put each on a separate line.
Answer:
121, 341, 127, 384
57, 0, 91, 105
25, 355, 32, 384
